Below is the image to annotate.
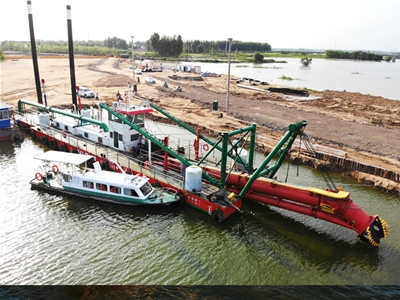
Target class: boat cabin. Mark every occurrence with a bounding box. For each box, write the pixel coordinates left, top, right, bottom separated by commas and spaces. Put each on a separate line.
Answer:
46, 101, 153, 152
33, 151, 155, 201
0, 102, 11, 130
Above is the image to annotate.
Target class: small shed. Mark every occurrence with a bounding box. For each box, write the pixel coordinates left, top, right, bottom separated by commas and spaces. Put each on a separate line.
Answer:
194, 66, 201, 73
181, 65, 201, 74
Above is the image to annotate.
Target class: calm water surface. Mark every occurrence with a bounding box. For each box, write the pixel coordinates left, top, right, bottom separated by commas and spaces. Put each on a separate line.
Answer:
1, 137, 400, 285
174, 58, 400, 100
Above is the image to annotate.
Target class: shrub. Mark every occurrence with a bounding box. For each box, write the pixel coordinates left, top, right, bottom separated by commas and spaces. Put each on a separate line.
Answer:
300, 57, 312, 66
253, 52, 264, 63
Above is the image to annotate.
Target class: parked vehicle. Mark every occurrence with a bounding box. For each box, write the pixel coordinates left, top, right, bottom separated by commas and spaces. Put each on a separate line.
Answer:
134, 69, 142, 74
145, 77, 156, 84
78, 87, 95, 98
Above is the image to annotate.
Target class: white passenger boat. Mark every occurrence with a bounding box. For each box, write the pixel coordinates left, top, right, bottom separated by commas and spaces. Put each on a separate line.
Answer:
30, 151, 181, 205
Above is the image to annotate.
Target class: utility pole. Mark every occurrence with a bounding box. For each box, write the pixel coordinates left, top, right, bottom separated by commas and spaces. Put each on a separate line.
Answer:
226, 38, 232, 114
131, 36, 137, 94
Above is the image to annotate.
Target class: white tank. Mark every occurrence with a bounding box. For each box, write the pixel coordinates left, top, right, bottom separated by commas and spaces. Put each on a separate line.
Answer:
39, 113, 50, 127
81, 108, 91, 118
185, 166, 202, 192
235, 148, 248, 172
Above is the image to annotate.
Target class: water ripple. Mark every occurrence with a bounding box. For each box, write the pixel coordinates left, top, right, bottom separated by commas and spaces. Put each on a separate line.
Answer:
1, 140, 400, 284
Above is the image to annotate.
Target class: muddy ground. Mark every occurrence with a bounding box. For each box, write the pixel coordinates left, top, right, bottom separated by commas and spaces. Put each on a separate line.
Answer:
1, 57, 399, 192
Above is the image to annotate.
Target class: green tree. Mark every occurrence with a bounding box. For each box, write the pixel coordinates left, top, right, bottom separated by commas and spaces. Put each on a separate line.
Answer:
300, 57, 312, 66
150, 33, 160, 51
104, 37, 128, 49
253, 52, 264, 62
383, 55, 396, 62
0, 48, 4, 61
149, 33, 183, 57
191, 40, 201, 53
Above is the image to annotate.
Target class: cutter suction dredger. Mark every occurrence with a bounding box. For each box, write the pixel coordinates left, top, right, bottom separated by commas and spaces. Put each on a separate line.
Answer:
202, 120, 389, 246
144, 107, 389, 246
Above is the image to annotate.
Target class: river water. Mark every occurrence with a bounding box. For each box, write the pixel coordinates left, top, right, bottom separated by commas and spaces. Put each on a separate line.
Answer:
173, 58, 400, 100
1, 131, 400, 287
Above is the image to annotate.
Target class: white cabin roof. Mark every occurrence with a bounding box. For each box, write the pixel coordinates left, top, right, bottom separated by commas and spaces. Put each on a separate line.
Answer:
0, 101, 10, 109
34, 150, 94, 165
83, 169, 145, 185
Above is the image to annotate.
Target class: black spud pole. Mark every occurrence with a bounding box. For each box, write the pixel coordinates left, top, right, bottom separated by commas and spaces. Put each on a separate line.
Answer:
27, 1, 43, 104
67, 5, 77, 108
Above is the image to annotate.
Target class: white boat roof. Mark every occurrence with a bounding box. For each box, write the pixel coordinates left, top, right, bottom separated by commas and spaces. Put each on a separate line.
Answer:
0, 101, 10, 109
34, 150, 94, 165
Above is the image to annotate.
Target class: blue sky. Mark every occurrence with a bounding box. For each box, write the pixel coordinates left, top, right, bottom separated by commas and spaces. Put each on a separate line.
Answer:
1, 0, 399, 52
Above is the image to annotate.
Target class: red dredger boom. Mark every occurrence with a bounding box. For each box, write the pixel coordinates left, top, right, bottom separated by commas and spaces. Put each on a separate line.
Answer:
204, 166, 389, 246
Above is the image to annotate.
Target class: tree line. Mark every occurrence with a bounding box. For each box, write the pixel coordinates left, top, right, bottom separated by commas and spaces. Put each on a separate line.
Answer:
325, 50, 383, 61
181, 40, 271, 54
1, 36, 396, 62
0, 35, 271, 56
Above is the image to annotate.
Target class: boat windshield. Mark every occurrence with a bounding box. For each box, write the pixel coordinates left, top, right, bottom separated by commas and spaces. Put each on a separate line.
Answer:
140, 182, 153, 197
124, 113, 144, 126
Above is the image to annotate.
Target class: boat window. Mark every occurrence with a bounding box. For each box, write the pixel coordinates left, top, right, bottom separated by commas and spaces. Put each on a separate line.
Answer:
110, 185, 121, 194
139, 182, 153, 196
131, 134, 139, 142
83, 180, 94, 189
0, 110, 9, 120
119, 133, 123, 141
124, 188, 139, 197
110, 132, 113, 139
63, 174, 72, 182
125, 115, 134, 123
55, 122, 60, 128
65, 125, 69, 132
96, 183, 107, 191
109, 114, 123, 124
84, 132, 89, 138
98, 137, 102, 143
134, 114, 144, 125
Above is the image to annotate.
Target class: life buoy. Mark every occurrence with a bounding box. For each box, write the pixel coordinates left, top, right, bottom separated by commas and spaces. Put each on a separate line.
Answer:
144, 161, 151, 170
42, 136, 48, 145
35, 173, 43, 181
60, 144, 68, 152
14, 132, 24, 141
203, 144, 209, 151
211, 209, 225, 223
50, 139, 57, 149
52, 165, 59, 174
